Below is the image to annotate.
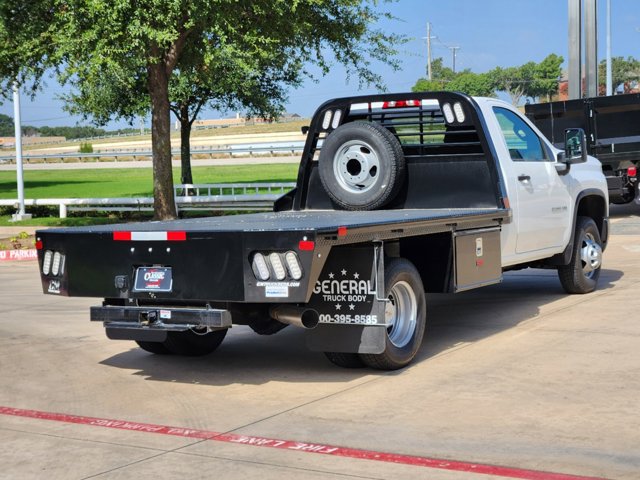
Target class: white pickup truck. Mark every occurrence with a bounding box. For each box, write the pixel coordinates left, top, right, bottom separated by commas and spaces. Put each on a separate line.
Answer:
36, 92, 608, 370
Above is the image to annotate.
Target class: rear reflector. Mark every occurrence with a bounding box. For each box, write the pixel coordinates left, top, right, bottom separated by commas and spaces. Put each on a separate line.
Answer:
113, 231, 187, 241
298, 240, 315, 251
338, 226, 347, 237
167, 231, 187, 241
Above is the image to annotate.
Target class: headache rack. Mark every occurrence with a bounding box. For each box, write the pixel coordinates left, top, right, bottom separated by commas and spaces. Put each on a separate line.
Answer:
287, 91, 507, 212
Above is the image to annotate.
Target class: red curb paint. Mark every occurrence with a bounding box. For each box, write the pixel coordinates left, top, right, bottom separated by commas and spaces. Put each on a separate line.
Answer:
0, 249, 37, 262
0, 406, 607, 480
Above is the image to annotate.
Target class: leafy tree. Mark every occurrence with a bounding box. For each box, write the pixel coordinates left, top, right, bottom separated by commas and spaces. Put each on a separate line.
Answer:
490, 54, 563, 104
447, 72, 496, 97
530, 54, 563, 102
412, 58, 456, 92
490, 63, 536, 105
0, 113, 14, 136
598, 56, 640, 93
430, 58, 457, 83
1, 1, 402, 219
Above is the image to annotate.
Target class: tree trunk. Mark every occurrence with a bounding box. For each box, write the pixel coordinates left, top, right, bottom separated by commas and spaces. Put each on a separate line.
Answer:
179, 103, 193, 185
147, 62, 177, 220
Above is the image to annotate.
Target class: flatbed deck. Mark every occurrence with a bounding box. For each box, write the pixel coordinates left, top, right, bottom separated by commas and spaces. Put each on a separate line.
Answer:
43, 207, 509, 240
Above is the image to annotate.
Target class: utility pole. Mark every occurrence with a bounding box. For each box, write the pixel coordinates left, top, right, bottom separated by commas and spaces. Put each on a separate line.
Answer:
448, 46, 461, 74
426, 22, 433, 80
568, 0, 582, 99
606, 0, 612, 95
11, 82, 31, 221
584, 0, 598, 98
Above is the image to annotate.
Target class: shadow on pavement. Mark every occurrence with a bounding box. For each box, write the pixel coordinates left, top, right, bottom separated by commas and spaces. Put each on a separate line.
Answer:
99, 268, 623, 385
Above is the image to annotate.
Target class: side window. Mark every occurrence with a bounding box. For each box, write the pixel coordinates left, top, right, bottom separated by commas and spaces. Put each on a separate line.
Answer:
493, 107, 549, 162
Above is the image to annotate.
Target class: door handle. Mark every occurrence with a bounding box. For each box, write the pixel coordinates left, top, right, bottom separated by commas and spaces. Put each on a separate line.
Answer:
518, 174, 531, 182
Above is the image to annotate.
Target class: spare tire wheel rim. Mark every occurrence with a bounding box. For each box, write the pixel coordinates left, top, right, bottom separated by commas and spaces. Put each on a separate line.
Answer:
333, 140, 381, 194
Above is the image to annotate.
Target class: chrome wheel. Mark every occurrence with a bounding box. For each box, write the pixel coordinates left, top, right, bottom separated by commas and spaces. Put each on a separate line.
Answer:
580, 232, 602, 279
333, 140, 380, 194
385, 280, 418, 348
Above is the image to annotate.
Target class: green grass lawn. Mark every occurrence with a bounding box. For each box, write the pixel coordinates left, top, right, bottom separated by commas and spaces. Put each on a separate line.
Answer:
0, 163, 298, 199
0, 163, 298, 226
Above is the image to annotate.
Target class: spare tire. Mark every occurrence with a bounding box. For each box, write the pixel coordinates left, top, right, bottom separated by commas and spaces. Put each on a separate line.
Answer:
319, 122, 406, 210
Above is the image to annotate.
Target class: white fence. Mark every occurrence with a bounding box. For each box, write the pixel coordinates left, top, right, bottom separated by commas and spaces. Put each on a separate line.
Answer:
0, 183, 296, 218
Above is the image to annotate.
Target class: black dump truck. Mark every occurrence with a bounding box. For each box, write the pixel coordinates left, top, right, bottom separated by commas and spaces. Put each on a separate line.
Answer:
526, 93, 640, 204
36, 92, 608, 370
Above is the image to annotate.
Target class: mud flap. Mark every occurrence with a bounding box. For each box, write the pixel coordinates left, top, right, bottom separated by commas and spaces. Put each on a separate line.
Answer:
304, 244, 386, 353
306, 324, 386, 354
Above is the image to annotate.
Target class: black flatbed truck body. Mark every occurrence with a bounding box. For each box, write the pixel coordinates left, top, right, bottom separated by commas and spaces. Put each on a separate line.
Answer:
38, 207, 508, 302
526, 93, 640, 203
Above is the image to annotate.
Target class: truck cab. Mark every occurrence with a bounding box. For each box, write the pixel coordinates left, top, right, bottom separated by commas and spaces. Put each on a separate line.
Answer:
475, 98, 608, 267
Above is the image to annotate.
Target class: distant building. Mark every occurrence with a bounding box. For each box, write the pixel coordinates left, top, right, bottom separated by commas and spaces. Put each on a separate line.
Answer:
180, 113, 303, 131
0, 136, 66, 148
557, 74, 640, 101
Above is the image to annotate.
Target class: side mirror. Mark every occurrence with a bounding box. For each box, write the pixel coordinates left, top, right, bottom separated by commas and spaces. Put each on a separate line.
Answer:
563, 128, 587, 164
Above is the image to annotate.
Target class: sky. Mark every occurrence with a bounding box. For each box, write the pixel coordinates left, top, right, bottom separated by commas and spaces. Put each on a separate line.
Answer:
1, 0, 638, 130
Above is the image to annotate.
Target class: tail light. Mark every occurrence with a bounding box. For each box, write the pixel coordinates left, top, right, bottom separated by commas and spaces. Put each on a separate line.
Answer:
250, 251, 304, 282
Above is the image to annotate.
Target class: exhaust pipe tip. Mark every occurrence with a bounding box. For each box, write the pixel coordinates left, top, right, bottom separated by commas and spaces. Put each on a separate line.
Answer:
299, 309, 320, 329
270, 306, 319, 329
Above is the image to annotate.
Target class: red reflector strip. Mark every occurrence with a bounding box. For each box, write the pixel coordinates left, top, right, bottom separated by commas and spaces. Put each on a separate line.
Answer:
338, 226, 347, 237
167, 231, 187, 241
299, 240, 315, 251
628, 166, 637, 177
35, 241, 43, 250
113, 231, 132, 241
113, 231, 187, 241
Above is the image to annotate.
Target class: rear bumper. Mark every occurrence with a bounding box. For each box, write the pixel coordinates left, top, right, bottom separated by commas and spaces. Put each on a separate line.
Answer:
91, 305, 232, 333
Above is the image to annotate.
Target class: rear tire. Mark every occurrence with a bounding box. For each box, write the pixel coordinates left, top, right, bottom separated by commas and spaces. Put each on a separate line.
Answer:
163, 328, 228, 356
135, 341, 172, 355
323, 352, 366, 368
360, 258, 426, 370
558, 216, 603, 294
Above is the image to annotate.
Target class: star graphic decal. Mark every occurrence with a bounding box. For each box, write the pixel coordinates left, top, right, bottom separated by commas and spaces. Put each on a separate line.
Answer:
328, 272, 335, 279
348, 304, 355, 311
353, 272, 360, 279
341, 269, 347, 276
335, 304, 342, 310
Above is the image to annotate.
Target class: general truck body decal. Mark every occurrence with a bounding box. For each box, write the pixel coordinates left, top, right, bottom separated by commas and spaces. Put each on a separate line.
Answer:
308, 247, 383, 325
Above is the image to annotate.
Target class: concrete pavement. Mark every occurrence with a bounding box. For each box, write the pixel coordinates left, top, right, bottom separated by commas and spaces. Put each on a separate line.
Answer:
0, 204, 639, 479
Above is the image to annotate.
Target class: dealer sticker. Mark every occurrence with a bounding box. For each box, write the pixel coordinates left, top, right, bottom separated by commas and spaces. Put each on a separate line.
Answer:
265, 284, 289, 298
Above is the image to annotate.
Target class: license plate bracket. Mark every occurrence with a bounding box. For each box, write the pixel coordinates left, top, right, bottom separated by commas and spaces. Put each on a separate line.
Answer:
133, 266, 173, 292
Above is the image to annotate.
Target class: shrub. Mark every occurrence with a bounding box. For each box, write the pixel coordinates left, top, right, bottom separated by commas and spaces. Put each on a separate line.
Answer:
79, 142, 94, 153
